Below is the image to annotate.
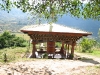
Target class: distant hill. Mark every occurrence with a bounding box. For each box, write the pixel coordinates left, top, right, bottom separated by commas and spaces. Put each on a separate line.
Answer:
0, 8, 100, 37
56, 14, 100, 37
0, 8, 34, 32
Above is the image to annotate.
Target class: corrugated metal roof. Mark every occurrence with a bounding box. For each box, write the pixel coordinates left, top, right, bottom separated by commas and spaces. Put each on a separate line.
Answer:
20, 23, 91, 34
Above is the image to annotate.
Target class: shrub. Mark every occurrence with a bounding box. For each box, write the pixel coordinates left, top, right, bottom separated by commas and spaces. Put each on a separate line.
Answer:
80, 37, 96, 53
43, 53, 48, 58
13, 37, 26, 47
0, 31, 27, 49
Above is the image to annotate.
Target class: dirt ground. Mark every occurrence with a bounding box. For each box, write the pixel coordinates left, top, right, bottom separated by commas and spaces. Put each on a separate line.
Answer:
0, 53, 100, 75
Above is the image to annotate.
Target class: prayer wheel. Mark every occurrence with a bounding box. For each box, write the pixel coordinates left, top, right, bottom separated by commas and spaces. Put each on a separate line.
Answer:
47, 41, 55, 54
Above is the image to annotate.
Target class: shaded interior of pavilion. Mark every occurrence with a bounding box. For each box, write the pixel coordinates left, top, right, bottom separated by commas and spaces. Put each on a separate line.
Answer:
30, 41, 76, 59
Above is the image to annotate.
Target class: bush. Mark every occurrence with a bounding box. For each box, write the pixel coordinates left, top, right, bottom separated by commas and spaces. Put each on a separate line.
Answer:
43, 53, 48, 58
80, 37, 96, 53
0, 31, 27, 49
13, 37, 26, 47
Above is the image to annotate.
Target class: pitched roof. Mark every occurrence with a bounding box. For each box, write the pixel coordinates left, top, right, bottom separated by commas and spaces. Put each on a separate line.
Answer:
21, 23, 91, 34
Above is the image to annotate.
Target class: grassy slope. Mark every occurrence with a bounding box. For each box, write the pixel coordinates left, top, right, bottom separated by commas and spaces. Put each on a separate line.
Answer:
14, 33, 30, 40
0, 47, 32, 62
0, 33, 32, 62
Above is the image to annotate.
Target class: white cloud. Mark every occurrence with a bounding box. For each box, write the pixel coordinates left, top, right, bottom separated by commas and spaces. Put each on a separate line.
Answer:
80, 0, 90, 4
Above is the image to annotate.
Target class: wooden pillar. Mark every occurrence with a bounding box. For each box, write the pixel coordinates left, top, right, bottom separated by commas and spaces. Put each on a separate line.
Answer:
62, 42, 64, 48
70, 41, 76, 59
65, 42, 70, 53
66, 44, 70, 53
61, 42, 66, 58
66, 43, 70, 59
30, 41, 37, 58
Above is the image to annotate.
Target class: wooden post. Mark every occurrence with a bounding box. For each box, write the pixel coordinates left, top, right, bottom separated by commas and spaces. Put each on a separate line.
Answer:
67, 44, 70, 53
66, 43, 70, 59
66, 42, 70, 54
61, 42, 66, 58
70, 41, 76, 59
62, 42, 64, 48
30, 41, 37, 58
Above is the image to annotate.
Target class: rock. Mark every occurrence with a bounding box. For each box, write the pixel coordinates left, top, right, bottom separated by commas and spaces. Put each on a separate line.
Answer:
7, 72, 12, 75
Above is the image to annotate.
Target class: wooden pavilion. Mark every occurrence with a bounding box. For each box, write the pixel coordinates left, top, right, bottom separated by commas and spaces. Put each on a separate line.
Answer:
21, 23, 92, 59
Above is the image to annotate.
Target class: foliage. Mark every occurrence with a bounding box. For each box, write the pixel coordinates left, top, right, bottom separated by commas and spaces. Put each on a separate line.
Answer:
80, 37, 96, 53
0, 31, 26, 49
0, 0, 12, 12
0, 0, 100, 22
43, 53, 48, 58
68, 54, 74, 59
55, 42, 61, 48
96, 28, 100, 48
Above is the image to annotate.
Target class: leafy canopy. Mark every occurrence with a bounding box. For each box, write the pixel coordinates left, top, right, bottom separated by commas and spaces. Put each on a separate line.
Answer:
0, 0, 100, 22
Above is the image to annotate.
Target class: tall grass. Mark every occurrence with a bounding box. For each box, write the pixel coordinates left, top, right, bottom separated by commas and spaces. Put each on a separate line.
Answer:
0, 47, 32, 63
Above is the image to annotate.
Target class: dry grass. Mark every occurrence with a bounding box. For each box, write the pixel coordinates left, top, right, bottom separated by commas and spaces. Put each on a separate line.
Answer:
0, 47, 32, 62
71, 65, 100, 75
13, 33, 30, 40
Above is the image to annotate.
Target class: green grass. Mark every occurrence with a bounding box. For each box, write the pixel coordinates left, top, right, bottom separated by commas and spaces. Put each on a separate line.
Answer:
86, 50, 100, 57
76, 48, 100, 57
75, 45, 100, 57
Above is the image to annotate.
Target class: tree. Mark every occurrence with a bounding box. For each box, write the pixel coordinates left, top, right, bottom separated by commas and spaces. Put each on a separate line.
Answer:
80, 37, 96, 53
95, 28, 100, 48
0, 0, 100, 22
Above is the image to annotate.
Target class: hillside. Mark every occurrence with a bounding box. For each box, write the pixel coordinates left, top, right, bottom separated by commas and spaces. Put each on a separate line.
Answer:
57, 14, 100, 37
0, 8, 30, 32
0, 8, 100, 37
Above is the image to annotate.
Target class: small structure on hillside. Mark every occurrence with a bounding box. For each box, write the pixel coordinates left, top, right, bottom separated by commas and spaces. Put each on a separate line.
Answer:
21, 23, 92, 59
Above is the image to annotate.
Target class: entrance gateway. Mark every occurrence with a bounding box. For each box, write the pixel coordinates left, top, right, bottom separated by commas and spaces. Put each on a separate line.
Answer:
21, 23, 92, 59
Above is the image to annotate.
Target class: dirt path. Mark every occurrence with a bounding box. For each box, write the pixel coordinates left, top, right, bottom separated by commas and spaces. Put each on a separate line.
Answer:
0, 53, 100, 75
0, 59, 96, 75
75, 52, 100, 64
